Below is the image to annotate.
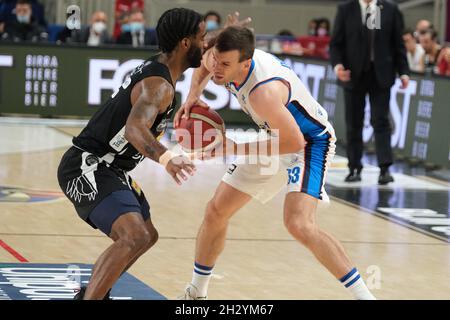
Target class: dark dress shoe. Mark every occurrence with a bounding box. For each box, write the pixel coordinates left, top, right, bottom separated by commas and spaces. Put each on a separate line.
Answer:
73, 286, 86, 300
73, 287, 112, 300
344, 169, 361, 182
378, 171, 394, 185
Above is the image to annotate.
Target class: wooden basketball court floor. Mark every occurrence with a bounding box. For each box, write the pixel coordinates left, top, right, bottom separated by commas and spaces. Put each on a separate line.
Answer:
0, 119, 449, 300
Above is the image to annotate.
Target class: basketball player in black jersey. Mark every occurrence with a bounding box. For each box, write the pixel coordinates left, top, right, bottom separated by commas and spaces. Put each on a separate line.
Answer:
57, 8, 206, 300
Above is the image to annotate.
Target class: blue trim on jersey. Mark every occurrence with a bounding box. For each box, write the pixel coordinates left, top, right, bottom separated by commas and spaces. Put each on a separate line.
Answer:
286, 101, 326, 139
286, 100, 331, 199
286, 83, 292, 106
236, 59, 255, 90
248, 77, 285, 96
301, 137, 329, 199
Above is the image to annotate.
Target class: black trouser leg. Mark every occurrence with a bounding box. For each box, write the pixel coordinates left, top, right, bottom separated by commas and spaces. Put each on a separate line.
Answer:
368, 83, 393, 168
344, 87, 366, 170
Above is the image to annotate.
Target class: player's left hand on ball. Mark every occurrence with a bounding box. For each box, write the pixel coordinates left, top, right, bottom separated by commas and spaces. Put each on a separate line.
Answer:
193, 137, 236, 161
165, 155, 196, 185
174, 98, 208, 128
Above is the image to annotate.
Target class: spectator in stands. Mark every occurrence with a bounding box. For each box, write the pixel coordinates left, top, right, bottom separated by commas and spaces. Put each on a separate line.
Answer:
414, 19, 432, 41
307, 19, 317, 36
316, 18, 330, 37
1, 0, 47, 42
437, 47, 450, 76
402, 28, 425, 72
113, 0, 144, 40
116, 9, 157, 47
276, 29, 303, 55
278, 29, 294, 37
0, 0, 46, 27
117, 11, 131, 34
73, 11, 112, 46
204, 10, 221, 32
419, 28, 442, 74
56, 10, 77, 44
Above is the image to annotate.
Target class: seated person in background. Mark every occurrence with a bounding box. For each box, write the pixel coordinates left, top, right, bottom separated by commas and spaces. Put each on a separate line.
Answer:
56, 11, 77, 44
113, 0, 144, 40
1, 0, 47, 42
278, 29, 294, 37
316, 18, 330, 37
204, 10, 221, 32
437, 47, 450, 76
418, 28, 442, 74
0, 0, 46, 27
307, 18, 317, 36
414, 19, 432, 41
276, 29, 303, 56
116, 11, 131, 35
402, 28, 425, 72
73, 11, 112, 46
116, 9, 157, 47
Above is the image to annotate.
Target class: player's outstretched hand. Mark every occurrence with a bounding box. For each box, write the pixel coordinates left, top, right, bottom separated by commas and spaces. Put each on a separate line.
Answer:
173, 97, 208, 128
224, 11, 252, 28
165, 155, 196, 185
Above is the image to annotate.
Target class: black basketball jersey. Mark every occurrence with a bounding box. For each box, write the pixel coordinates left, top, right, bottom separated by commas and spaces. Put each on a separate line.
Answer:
73, 55, 176, 172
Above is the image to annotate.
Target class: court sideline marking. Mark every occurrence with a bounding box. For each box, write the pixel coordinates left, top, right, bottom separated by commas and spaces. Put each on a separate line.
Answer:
0, 239, 28, 262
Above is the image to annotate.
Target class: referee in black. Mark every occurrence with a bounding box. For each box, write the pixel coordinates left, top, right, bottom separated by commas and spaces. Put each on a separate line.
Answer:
330, 0, 410, 184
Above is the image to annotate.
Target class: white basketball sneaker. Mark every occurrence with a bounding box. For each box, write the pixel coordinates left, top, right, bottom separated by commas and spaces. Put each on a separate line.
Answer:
178, 283, 207, 300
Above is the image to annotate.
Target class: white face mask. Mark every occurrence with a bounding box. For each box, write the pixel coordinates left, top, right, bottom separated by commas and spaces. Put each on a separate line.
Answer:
317, 28, 327, 36
92, 21, 106, 34
17, 14, 31, 24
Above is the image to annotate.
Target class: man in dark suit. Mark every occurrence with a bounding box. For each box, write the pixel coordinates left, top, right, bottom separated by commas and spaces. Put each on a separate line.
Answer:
57, 11, 112, 45
116, 9, 157, 47
73, 11, 112, 46
330, 0, 410, 184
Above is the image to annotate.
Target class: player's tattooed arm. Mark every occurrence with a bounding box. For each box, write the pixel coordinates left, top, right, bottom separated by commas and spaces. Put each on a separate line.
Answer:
125, 76, 173, 163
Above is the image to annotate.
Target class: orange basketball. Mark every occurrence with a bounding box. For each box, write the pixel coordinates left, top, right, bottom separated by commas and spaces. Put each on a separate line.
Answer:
175, 105, 225, 152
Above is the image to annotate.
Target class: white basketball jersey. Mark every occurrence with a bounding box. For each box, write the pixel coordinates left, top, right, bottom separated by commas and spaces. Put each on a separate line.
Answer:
225, 49, 332, 138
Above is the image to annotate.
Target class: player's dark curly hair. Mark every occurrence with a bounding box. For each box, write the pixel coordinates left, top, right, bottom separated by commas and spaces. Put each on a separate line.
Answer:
156, 8, 203, 53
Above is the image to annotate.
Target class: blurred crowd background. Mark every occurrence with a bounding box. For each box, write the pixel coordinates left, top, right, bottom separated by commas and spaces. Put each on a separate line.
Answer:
0, 0, 449, 76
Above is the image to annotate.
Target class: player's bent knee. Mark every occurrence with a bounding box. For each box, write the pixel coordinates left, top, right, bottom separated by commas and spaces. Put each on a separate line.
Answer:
118, 227, 153, 253
284, 215, 318, 246
205, 199, 230, 224
148, 228, 159, 248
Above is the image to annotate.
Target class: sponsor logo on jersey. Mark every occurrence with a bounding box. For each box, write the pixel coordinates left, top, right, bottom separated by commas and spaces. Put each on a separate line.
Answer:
109, 126, 128, 152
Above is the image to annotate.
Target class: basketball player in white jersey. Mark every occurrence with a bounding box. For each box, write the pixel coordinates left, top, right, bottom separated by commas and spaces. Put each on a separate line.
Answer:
174, 26, 376, 300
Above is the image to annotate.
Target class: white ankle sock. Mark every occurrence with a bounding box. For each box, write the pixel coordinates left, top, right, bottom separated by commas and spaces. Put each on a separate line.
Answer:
191, 262, 213, 297
340, 268, 376, 300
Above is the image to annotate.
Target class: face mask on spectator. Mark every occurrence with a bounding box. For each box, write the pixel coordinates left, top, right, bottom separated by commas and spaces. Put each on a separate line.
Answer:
121, 23, 131, 33
317, 28, 327, 36
92, 21, 106, 34
308, 28, 316, 36
206, 20, 219, 32
129, 22, 144, 33
17, 14, 31, 24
